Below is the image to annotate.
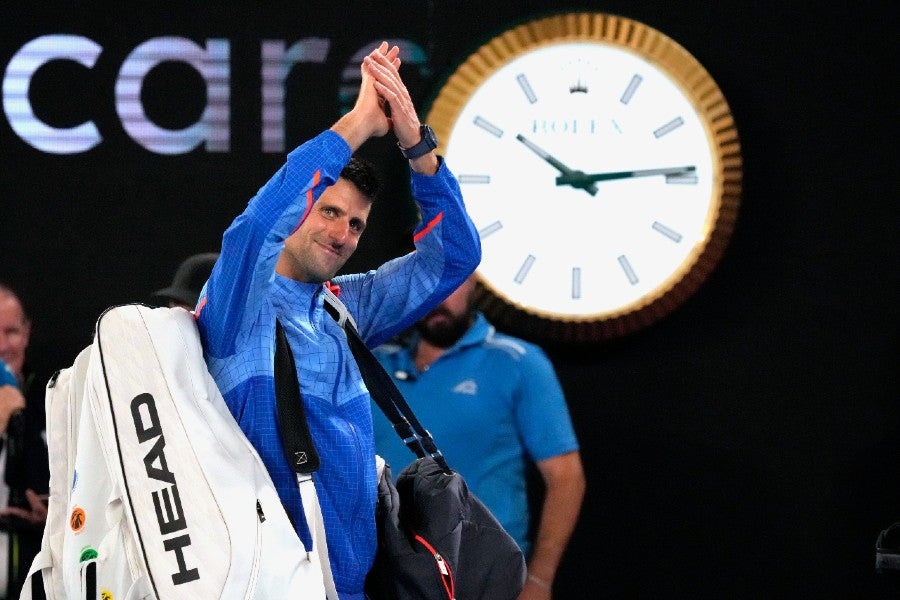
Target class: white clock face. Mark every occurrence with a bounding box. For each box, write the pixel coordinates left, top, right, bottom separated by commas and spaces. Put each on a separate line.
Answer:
443, 41, 720, 320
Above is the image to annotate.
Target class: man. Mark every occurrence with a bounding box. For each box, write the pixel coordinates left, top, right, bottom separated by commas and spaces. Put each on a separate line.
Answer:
372, 275, 586, 599
0, 362, 24, 439
150, 252, 219, 310
0, 285, 49, 600
195, 42, 480, 600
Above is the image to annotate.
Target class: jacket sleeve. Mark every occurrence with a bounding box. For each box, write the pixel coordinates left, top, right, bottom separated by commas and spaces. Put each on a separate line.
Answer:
335, 157, 482, 348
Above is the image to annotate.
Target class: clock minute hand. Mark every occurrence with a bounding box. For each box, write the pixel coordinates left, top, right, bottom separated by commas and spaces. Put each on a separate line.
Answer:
515, 134, 598, 195
557, 166, 696, 186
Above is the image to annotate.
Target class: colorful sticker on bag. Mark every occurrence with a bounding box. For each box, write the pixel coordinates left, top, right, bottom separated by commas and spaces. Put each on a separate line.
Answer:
69, 507, 86, 533
79, 547, 98, 562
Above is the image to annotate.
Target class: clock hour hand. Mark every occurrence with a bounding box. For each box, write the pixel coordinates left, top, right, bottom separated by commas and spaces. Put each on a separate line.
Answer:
515, 134, 598, 195
556, 165, 696, 186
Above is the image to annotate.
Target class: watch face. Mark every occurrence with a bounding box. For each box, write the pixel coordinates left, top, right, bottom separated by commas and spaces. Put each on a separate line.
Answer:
428, 13, 741, 341
422, 124, 437, 148
402, 124, 438, 159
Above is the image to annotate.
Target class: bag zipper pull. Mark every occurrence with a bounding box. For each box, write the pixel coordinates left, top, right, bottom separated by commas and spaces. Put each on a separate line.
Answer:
435, 553, 449, 575
414, 533, 455, 599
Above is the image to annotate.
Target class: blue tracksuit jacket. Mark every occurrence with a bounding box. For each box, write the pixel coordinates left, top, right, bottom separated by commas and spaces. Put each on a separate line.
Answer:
195, 129, 480, 599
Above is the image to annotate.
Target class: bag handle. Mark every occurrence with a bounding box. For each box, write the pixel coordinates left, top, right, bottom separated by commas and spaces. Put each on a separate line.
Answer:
274, 319, 320, 474
322, 292, 452, 475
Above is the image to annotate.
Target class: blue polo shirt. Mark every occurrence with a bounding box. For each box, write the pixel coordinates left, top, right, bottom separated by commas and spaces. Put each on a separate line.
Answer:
371, 313, 579, 557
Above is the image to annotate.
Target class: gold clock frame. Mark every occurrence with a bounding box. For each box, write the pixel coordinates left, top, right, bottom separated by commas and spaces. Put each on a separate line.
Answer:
426, 12, 742, 343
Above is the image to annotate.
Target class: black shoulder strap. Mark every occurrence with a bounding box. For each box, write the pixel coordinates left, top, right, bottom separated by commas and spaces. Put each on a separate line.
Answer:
274, 319, 320, 474
323, 293, 452, 475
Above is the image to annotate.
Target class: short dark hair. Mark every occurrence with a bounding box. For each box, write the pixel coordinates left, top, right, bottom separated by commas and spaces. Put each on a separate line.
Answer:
341, 157, 381, 201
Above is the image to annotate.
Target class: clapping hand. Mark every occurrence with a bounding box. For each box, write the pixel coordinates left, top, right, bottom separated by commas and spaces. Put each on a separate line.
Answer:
0, 489, 49, 530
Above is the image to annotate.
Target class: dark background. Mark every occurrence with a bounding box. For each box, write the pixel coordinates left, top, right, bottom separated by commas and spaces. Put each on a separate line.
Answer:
2, 2, 896, 598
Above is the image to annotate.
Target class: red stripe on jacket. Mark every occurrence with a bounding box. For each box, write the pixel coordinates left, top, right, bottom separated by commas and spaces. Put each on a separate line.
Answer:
290, 169, 321, 235
414, 211, 444, 242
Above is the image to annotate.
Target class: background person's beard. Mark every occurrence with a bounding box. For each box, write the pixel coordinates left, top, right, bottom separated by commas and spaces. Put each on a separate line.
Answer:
416, 309, 473, 349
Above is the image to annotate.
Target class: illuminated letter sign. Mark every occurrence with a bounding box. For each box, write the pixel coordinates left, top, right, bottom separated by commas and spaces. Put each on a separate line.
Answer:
3, 35, 103, 154
116, 37, 230, 154
2, 35, 428, 155
260, 38, 330, 153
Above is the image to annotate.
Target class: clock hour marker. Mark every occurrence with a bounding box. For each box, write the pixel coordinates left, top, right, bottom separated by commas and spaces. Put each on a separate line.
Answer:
514, 255, 536, 284
652, 221, 683, 243
666, 171, 698, 184
458, 174, 491, 184
617, 255, 639, 285
473, 116, 503, 138
572, 267, 582, 299
478, 221, 503, 238
653, 117, 684, 138
620, 75, 642, 105
516, 74, 538, 104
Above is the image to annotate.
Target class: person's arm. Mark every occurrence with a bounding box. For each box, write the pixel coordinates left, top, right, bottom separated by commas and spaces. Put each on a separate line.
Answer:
520, 451, 586, 599
331, 47, 480, 347
510, 343, 584, 598
0, 489, 48, 528
330, 42, 398, 152
198, 44, 401, 354
359, 47, 439, 176
0, 374, 48, 529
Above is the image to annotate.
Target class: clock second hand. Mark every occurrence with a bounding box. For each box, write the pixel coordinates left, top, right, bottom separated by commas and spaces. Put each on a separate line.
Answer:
515, 134, 598, 196
556, 165, 696, 186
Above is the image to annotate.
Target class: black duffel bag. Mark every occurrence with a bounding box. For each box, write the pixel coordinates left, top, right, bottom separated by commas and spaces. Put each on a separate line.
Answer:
366, 457, 526, 600
320, 292, 525, 599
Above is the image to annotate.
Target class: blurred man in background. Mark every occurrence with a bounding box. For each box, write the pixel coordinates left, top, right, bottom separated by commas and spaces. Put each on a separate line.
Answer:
372, 275, 585, 599
0, 284, 49, 600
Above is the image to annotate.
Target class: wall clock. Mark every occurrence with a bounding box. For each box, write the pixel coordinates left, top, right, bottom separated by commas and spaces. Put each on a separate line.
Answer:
425, 12, 742, 342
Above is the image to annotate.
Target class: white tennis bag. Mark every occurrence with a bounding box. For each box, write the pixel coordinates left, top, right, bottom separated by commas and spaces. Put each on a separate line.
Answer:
22, 304, 335, 599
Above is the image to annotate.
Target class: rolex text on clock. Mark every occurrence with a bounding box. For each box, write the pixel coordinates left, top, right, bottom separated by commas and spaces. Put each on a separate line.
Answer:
427, 12, 742, 342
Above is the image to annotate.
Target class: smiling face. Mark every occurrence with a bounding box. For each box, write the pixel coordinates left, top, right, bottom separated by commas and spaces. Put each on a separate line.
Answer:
0, 290, 30, 379
276, 177, 372, 283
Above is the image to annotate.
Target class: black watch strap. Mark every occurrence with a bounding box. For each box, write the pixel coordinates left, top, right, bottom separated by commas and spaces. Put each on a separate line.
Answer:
399, 124, 437, 160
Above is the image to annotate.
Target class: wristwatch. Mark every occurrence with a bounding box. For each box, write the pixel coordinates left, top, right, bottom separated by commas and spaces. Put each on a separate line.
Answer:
398, 124, 438, 160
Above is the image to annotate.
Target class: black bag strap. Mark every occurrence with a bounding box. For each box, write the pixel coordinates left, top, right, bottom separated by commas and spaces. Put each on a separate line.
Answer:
322, 292, 452, 475
274, 319, 320, 474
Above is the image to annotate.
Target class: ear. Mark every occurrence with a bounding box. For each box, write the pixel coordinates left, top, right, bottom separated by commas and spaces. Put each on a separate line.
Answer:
21, 318, 31, 347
